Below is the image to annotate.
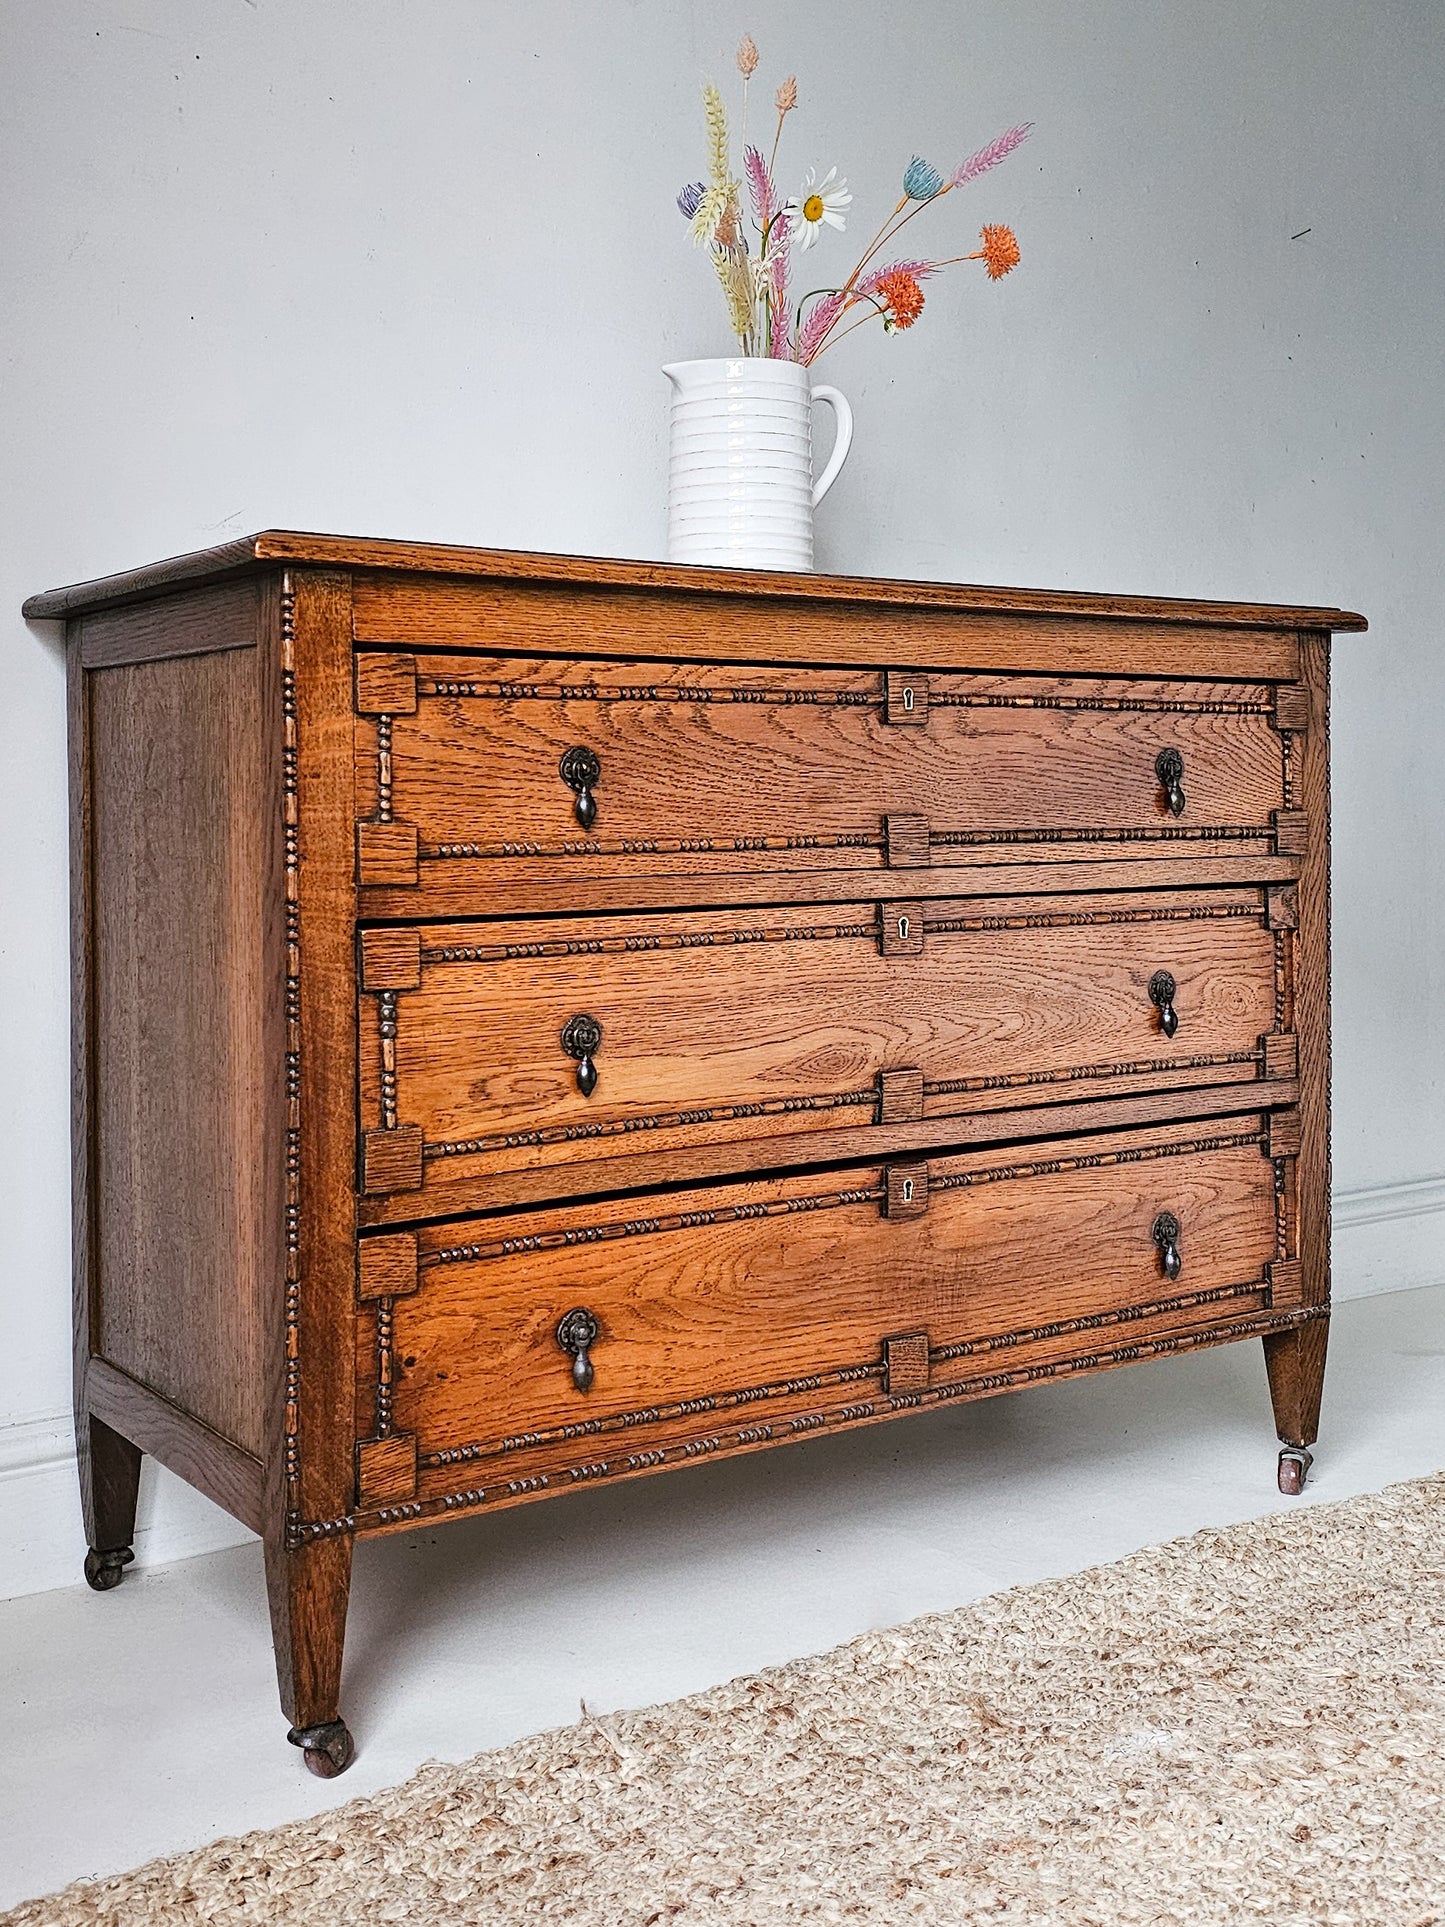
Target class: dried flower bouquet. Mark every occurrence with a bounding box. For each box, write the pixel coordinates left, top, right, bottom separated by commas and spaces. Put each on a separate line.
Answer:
678, 34, 1029, 365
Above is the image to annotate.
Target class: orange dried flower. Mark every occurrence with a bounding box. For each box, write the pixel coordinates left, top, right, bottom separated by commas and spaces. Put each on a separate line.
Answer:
775, 75, 797, 112
873, 269, 926, 331
975, 223, 1021, 279
737, 34, 759, 77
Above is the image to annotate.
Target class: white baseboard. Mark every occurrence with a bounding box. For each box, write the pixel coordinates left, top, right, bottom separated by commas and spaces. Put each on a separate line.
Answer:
1333, 1173, 1445, 1301
0, 1415, 256, 1603
2, 1174, 1442, 1602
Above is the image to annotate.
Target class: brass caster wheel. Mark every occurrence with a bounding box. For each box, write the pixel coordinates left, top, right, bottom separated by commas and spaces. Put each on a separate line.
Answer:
287, 1718, 355, 1778
1277, 1446, 1313, 1497
84, 1546, 134, 1591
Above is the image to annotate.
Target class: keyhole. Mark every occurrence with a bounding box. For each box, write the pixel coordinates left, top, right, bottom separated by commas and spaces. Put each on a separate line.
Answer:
902, 1177, 915, 1203
897, 915, 910, 942
902, 686, 915, 712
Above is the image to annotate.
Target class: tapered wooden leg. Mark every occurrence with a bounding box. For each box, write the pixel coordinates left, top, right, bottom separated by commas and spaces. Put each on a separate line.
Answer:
1264, 1316, 1329, 1494
264, 1531, 355, 1776
78, 1411, 141, 1590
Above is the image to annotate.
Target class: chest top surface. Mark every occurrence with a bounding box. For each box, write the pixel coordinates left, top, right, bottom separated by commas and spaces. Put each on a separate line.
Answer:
24, 528, 1368, 639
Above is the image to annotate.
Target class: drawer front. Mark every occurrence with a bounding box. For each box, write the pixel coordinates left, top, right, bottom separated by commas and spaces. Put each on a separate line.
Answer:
358, 885, 1297, 1201
352, 1112, 1302, 1510
353, 655, 1301, 900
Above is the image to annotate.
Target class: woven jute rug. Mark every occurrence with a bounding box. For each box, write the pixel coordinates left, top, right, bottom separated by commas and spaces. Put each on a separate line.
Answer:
9, 1473, 1445, 1926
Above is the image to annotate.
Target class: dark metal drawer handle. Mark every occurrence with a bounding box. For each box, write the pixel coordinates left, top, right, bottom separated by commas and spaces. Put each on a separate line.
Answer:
1152, 1211, 1182, 1281
560, 746, 600, 830
1148, 970, 1179, 1038
1155, 747, 1186, 817
562, 1013, 602, 1096
556, 1307, 599, 1391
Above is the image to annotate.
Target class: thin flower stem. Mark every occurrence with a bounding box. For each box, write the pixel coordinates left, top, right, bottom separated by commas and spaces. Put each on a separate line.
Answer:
808, 296, 890, 362
767, 108, 787, 178
816, 185, 963, 360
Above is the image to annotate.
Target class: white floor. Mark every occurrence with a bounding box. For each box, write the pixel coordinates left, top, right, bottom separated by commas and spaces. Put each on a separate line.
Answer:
2, 1281, 1443, 1911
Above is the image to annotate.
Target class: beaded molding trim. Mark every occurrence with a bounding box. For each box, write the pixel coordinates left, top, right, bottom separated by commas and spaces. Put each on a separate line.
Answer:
298, 1301, 1324, 1544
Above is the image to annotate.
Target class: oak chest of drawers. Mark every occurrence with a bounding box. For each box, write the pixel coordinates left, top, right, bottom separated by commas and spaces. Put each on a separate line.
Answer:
26, 534, 1365, 1775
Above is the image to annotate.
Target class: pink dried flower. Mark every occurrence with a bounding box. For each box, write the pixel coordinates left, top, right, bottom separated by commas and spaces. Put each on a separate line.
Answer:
950, 123, 1033, 189
737, 34, 759, 77
796, 290, 846, 365
775, 75, 797, 112
855, 257, 939, 299
744, 143, 775, 226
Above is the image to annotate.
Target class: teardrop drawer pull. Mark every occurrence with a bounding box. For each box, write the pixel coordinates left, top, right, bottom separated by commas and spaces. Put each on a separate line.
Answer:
1152, 1211, 1182, 1281
561, 1014, 602, 1096
559, 747, 600, 830
1155, 747, 1186, 817
1148, 970, 1179, 1038
556, 1307, 599, 1392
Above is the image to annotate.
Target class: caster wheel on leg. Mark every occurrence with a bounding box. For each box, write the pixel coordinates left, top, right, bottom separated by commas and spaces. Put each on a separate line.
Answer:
1277, 1446, 1313, 1496
84, 1546, 134, 1591
287, 1718, 355, 1778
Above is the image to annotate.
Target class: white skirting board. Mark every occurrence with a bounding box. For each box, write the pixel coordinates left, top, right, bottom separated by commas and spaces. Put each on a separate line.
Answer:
3, 1174, 1443, 1604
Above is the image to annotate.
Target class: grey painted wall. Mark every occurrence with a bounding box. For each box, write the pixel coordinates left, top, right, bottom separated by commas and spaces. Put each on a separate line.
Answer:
3, 1, 1442, 1593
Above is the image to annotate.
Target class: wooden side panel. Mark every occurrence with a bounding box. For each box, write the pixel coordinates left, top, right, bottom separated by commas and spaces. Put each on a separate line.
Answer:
89, 645, 268, 1456
386, 1115, 1281, 1459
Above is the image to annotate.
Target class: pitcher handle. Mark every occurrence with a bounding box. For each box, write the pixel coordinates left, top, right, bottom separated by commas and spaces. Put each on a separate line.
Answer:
809, 384, 854, 508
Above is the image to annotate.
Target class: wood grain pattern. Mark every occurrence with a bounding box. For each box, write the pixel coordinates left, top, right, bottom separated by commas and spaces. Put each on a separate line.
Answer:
88, 645, 269, 1456
354, 657, 1288, 898
355, 1078, 1298, 1228
88, 1356, 265, 1532
39, 535, 1351, 1764
359, 850, 1303, 923
381, 1114, 1285, 1466
355, 579, 1313, 682
1294, 633, 1331, 1309
357, 887, 1281, 1196
77, 579, 263, 669
23, 528, 1368, 631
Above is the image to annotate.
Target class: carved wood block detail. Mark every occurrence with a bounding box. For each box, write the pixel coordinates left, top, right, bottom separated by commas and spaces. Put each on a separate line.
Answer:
1266, 1258, 1303, 1308
357, 821, 419, 887
362, 1125, 424, 1194
1265, 883, 1299, 930
879, 901, 925, 956
1261, 1032, 1299, 1082
884, 1162, 929, 1219
885, 813, 931, 868
877, 1068, 925, 1124
883, 1332, 931, 1394
356, 1433, 418, 1506
1271, 683, 1310, 734
360, 928, 422, 991
1271, 809, 1309, 856
358, 1232, 421, 1302
355, 652, 418, 715
884, 671, 930, 725
1267, 1111, 1302, 1160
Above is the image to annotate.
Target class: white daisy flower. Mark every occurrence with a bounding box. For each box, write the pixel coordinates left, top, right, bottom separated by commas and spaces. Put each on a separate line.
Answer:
790, 167, 851, 248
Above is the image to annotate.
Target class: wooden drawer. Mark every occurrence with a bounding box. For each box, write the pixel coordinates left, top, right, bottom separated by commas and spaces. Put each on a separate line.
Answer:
353, 655, 1304, 907
352, 1112, 1302, 1510
358, 884, 1298, 1204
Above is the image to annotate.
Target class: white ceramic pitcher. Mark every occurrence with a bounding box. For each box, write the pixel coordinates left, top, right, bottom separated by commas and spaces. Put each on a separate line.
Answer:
662, 357, 853, 571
